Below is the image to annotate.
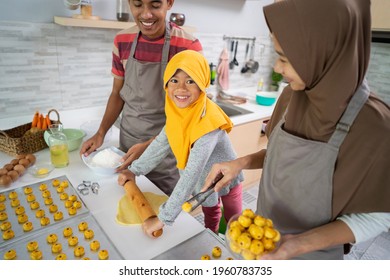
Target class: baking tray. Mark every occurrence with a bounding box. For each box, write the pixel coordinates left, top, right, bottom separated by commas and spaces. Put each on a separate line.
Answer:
0, 175, 88, 246
0, 214, 123, 260
0, 175, 123, 260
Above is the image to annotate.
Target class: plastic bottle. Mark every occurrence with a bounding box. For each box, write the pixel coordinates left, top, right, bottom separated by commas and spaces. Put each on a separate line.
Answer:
48, 124, 69, 168
117, 0, 130, 22
257, 78, 264, 92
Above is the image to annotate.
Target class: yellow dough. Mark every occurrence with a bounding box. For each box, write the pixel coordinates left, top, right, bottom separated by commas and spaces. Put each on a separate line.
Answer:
54, 211, 63, 221
15, 206, 25, 215
0, 212, 8, 221
56, 253, 67, 260
35, 209, 45, 218
68, 195, 77, 202
90, 240, 100, 251
98, 249, 109, 260
24, 187, 33, 194
49, 204, 58, 213
84, 229, 94, 239
40, 217, 50, 226
4, 249, 17, 260
8, 191, 18, 199
0, 221, 11, 231
73, 201, 82, 209
68, 236, 78, 246
52, 179, 60, 187
56, 186, 64, 193
30, 201, 40, 210
17, 213, 28, 224
64, 200, 73, 208
27, 241, 39, 252
23, 221, 33, 232
39, 183, 48, 191
59, 192, 68, 200
0, 194, 6, 202
0, 203, 5, 212
63, 227, 73, 237
42, 190, 51, 198
78, 221, 88, 231
3, 229, 14, 240
47, 233, 58, 244
44, 197, 53, 205
68, 206, 77, 216
51, 243, 62, 253
26, 194, 36, 202
115, 192, 167, 225
10, 199, 20, 208
74, 246, 85, 257
60, 180, 69, 188
30, 250, 42, 260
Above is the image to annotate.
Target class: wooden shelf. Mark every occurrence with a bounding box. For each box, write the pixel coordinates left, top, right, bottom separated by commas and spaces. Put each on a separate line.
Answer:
54, 16, 136, 30
54, 16, 197, 33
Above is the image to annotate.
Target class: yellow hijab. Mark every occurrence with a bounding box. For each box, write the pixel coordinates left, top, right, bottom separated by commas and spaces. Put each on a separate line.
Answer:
164, 50, 233, 170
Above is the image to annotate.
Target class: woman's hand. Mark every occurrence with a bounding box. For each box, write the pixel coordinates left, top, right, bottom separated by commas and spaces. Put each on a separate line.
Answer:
117, 170, 136, 186
201, 159, 243, 192
117, 140, 153, 172
142, 216, 164, 238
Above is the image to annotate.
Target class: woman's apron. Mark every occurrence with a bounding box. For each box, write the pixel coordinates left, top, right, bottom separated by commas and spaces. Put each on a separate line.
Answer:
119, 22, 179, 195
257, 81, 369, 259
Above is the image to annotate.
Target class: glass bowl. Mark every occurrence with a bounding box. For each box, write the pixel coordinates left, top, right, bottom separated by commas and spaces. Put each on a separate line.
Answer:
28, 163, 55, 178
82, 146, 125, 176
225, 210, 280, 260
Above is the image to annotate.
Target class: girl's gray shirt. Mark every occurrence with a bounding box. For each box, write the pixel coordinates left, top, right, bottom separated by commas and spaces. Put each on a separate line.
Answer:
129, 126, 244, 225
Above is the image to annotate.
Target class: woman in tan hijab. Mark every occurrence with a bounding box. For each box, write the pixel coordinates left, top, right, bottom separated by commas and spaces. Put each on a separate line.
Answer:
203, 0, 390, 259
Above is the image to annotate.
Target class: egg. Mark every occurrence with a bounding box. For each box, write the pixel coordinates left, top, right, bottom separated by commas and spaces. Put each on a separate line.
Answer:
25, 154, 36, 165
7, 170, 19, 182
0, 175, 12, 187
16, 154, 26, 159
3, 164, 14, 171
10, 159, 20, 166
18, 158, 30, 168
0, 168, 7, 176
13, 164, 26, 175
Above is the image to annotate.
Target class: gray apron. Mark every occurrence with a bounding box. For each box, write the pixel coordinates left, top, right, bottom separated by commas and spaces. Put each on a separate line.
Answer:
119, 22, 179, 195
257, 81, 369, 259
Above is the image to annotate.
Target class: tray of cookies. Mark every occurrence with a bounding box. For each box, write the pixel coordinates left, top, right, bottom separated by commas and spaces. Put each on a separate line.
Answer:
0, 175, 88, 246
1, 214, 123, 260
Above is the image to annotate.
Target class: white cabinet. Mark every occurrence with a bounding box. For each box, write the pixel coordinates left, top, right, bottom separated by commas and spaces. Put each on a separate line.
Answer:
371, 0, 390, 31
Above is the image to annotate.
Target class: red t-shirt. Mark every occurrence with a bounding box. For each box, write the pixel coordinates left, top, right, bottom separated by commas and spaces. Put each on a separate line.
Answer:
112, 22, 203, 79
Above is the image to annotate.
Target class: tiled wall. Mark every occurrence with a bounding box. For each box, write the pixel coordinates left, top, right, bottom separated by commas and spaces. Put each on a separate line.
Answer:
0, 21, 389, 121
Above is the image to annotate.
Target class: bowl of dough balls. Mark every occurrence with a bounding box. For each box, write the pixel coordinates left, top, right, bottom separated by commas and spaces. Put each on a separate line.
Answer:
82, 146, 125, 176
225, 209, 280, 260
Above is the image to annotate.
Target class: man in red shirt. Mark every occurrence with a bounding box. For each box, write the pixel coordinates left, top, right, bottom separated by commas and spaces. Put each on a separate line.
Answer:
80, 0, 203, 195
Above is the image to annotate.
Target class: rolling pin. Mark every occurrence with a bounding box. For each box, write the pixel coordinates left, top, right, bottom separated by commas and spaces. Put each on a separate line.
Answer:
123, 180, 163, 237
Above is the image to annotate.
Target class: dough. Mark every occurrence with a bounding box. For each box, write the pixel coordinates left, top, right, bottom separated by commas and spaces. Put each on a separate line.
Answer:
115, 192, 167, 225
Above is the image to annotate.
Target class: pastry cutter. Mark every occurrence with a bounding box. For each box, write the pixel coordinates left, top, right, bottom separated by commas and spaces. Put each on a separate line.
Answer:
183, 173, 224, 213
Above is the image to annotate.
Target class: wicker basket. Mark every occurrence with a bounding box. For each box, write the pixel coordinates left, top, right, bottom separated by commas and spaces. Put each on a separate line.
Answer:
0, 109, 61, 157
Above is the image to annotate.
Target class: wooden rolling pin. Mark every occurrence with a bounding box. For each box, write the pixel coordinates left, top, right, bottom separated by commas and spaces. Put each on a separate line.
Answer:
123, 180, 163, 237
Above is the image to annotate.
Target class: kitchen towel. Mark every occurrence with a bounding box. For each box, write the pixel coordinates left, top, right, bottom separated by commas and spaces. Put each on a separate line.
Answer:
217, 47, 229, 90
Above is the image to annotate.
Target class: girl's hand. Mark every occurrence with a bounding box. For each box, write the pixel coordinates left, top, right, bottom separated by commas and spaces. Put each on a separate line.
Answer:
142, 216, 164, 238
117, 170, 136, 186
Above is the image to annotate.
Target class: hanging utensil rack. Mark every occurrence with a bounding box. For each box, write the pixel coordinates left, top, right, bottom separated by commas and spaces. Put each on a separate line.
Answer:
223, 35, 256, 42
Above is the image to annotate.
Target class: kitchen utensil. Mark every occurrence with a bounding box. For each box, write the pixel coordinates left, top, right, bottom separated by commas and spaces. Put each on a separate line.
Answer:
182, 173, 224, 213
256, 91, 278, 106
229, 40, 235, 70
240, 42, 250, 73
123, 180, 163, 237
246, 41, 259, 73
216, 91, 247, 104
232, 41, 239, 66
64, 0, 81, 10
169, 13, 185, 26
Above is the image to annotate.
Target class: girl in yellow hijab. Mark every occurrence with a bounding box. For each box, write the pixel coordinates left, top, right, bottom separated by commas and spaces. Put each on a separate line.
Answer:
119, 50, 244, 237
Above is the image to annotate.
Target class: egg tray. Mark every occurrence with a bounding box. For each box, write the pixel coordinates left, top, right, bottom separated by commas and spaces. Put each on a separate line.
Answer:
0, 214, 123, 260
0, 175, 88, 246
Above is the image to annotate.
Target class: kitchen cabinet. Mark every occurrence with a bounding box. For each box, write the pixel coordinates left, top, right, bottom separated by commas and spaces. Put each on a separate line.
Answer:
53, 16, 197, 33
371, 0, 390, 31
228, 118, 268, 188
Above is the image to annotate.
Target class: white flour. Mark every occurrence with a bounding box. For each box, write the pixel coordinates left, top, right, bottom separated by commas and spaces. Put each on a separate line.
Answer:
91, 149, 122, 168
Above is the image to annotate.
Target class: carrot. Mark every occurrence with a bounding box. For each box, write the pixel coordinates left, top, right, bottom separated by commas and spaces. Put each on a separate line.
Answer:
42, 116, 48, 130
31, 111, 39, 128
45, 114, 51, 127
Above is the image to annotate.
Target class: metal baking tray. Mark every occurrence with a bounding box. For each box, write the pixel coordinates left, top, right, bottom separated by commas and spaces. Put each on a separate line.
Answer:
0, 213, 123, 260
0, 175, 88, 246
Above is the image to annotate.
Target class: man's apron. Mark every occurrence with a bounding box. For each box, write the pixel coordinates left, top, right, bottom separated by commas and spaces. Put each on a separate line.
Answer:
257, 81, 369, 259
119, 23, 179, 195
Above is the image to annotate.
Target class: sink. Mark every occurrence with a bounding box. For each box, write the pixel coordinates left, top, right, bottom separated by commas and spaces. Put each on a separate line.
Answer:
215, 102, 253, 117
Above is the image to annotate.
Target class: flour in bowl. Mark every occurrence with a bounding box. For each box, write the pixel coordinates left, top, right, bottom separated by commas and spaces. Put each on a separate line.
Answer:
91, 148, 122, 168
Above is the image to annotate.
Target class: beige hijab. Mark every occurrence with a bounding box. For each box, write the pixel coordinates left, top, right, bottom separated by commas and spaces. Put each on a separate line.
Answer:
263, 0, 390, 218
